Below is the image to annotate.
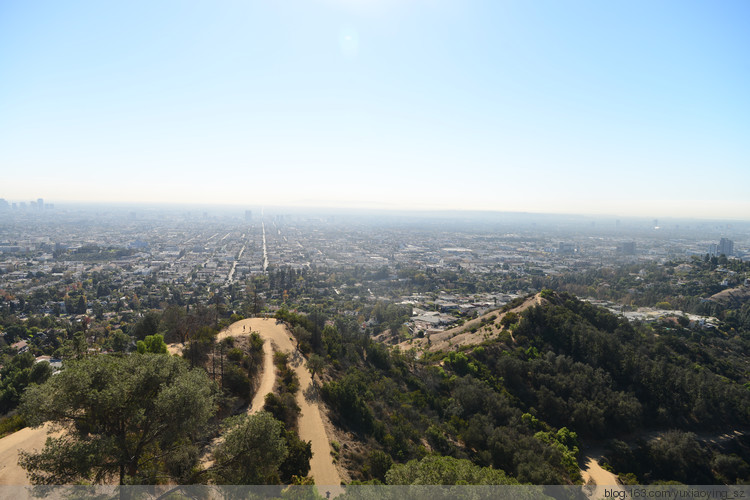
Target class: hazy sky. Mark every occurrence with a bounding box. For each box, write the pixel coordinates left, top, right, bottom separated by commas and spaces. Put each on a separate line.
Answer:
1, 1, 748, 218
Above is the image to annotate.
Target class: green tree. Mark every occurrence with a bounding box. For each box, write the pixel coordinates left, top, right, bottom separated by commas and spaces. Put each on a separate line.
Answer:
212, 411, 288, 484
646, 431, 711, 484
19, 354, 216, 485
108, 329, 132, 353
131, 311, 160, 340
75, 294, 87, 315
136, 333, 167, 354
72, 331, 87, 359
322, 324, 342, 359
184, 326, 216, 368
292, 325, 312, 352
368, 450, 393, 482
279, 431, 312, 483
306, 354, 326, 383
0, 352, 52, 413
385, 455, 518, 485
161, 305, 187, 344
500, 312, 519, 329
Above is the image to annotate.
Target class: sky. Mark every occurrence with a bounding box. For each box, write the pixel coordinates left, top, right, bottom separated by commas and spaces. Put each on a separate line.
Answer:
1, 0, 749, 218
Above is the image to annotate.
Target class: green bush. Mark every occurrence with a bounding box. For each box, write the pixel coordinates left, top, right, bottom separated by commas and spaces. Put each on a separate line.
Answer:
224, 365, 252, 399
227, 348, 244, 363
0, 413, 26, 438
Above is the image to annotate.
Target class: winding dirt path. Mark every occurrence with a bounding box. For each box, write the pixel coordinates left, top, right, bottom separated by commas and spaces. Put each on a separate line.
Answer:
2, 318, 341, 489
219, 318, 342, 489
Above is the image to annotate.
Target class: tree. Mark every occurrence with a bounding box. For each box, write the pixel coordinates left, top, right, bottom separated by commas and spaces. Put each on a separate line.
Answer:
500, 312, 519, 329
75, 294, 87, 314
385, 455, 518, 485
108, 329, 132, 352
72, 331, 87, 359
368, 450, 393, 482
19, 354, 217, 485
131, 311, 160, 340
161, 305, 187, 344
279, 431, 312, 483
264, 392, 300, 429
292, 325, 311, 352
322, 325, 342, 359
136, 333, 167, 354
306, 354, 326, 383
646, 431, 711, 484
212, 411, 288, 484
183, 326, 216, 368
0, 352, 52, 413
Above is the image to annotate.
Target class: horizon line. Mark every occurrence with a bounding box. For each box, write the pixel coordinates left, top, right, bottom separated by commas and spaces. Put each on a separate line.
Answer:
3, 199, 750, 224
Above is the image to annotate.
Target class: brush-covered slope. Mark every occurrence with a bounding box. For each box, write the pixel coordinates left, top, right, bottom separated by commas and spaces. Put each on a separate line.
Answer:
309, 290, 750, 485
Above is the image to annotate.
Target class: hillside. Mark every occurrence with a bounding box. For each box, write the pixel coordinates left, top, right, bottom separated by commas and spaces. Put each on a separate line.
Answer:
398, 294, 544, 353
306, 290, 750, 485
709, 285, 750, 307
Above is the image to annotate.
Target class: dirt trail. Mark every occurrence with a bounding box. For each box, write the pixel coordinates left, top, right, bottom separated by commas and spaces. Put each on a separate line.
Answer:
0, 319, 341, 489
219, 318, 342, 490
580, 455, 619, 486
0, 423, 55, 485
217, 320, 277, 414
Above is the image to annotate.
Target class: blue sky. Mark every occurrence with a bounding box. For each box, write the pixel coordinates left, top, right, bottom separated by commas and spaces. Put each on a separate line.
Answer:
1, 0, 748, 218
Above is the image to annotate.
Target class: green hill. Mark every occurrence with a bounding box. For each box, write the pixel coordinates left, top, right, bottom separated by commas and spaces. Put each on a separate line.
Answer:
303, 291, 750, 485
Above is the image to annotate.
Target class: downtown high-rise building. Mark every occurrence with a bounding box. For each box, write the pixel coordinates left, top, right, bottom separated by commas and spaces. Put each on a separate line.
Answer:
709, 238, 734, 257
718, 238, 734, 257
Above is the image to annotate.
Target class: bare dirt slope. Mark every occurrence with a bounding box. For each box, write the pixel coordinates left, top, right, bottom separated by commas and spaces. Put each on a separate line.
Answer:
219, 318, 342, 488
0, 423, 54, 485
399, 294, 543, 353
709, 285, 750, 307
580, 452, 620, 486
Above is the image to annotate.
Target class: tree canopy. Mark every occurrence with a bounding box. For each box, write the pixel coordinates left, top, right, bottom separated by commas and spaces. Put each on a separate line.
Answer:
212, 411, 288, 484
136, 333, 167, 354
0, 352, 52, 414
386, 455, 518, 485
19, 353, 217, 485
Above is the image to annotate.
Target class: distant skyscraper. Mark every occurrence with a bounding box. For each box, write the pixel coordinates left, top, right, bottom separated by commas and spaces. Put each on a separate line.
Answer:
709, 238, 734, 257
245, 210, 252, 222
718, 238, 734, 257
37, 198, 44, 210
0, 198, 9, 210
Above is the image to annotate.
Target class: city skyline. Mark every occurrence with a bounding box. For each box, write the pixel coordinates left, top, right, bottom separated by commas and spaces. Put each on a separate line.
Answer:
1, 1, 749, 218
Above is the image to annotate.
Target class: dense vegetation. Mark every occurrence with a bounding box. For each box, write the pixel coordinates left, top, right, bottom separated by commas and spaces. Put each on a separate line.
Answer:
512, 292, 749, 434
17, 346, 313, 485
275, 290, 750, 485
